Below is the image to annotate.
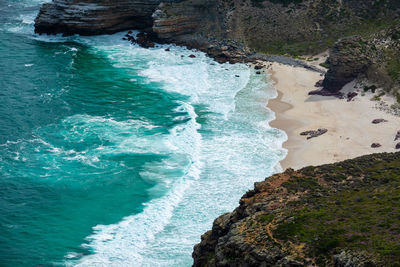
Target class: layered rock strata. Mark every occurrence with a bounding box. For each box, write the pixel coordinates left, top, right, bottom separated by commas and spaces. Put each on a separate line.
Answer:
34, 0, 164, 35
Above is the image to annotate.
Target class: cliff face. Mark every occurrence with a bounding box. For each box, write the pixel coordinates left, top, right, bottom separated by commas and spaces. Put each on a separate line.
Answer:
35, 0, 400, 52
34, 0, 164, 35
193, 152, 400, 266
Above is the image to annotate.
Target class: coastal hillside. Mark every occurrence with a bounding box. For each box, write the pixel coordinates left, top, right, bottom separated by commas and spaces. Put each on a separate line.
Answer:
35, 0, 400, 94
192, 152, 400, 266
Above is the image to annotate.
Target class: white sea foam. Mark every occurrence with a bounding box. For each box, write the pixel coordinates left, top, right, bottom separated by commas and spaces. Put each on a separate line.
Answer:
72, 101, 202, 266
63, 33, 287, 267
5, 30, 289, 265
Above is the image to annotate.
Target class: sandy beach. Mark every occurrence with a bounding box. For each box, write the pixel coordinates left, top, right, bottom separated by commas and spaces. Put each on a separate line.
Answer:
266, 61, 400, 170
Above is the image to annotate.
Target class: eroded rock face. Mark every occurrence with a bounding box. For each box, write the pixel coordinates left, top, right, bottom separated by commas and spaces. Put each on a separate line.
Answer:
34, 0, 163, 35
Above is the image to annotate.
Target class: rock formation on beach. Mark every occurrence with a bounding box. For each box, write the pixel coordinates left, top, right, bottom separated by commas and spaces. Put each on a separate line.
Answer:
192, 152, 400, 266
322, 27, 400, 94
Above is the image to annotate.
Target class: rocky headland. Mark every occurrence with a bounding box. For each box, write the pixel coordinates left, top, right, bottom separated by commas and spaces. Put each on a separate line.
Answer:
192, 152, 400, 266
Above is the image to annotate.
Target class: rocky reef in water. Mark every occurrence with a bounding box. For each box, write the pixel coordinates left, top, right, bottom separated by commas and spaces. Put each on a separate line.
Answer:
192, 152, 400, 266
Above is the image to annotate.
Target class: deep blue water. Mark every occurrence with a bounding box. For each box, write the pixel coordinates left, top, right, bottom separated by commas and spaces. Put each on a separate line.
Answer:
0, 1, 286, 266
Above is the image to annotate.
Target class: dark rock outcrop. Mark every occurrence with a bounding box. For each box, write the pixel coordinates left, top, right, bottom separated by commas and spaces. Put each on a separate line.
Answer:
300, 128, 328, 140
35, 0, 164, 35
395, 131, 400, 141
372, 119, 388, 124
193, 152, 400, 266
322, 26, 400, 93
371, 143, 382, 148
322, 37, 372, 92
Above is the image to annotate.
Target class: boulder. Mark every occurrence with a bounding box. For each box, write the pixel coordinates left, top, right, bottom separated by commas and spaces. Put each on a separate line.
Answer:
372, 119, 388, 124
395, 131, 400, 141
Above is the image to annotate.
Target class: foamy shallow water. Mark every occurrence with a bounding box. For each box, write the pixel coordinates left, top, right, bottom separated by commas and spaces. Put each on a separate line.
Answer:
0, 1, 287, 266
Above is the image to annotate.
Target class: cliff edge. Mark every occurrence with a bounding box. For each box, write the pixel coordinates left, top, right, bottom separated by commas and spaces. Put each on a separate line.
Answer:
193, 152, 400, 266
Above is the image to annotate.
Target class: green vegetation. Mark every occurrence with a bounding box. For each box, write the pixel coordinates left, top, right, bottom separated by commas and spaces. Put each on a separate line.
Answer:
252, 39, 335, 57
273, 153, 400, 265
282, 177, 321, 193
386, 53, 400, 82
371, 90, 386, 101
320, 62, 330, 69
251, 0, 303, 8
364, 85, 378, 93
250, 15, 395, 56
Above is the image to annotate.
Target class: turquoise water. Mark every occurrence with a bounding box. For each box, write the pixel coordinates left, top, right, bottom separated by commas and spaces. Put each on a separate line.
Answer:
0, 1, 286, 266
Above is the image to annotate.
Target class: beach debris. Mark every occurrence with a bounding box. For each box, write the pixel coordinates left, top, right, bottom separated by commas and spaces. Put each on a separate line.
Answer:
256, 71, 261, 74
235, 75, 240, 77
300, 128, 328, 139
394, 131, 400, 141
396, 142, 400, 149
165, 48, 170, 52
372, 119, 388, 124
315, 79, 324, 87
254, 65, 263, 70
371, 143, 382, 148
189, 54, 196, 58
347, 92, 358, 102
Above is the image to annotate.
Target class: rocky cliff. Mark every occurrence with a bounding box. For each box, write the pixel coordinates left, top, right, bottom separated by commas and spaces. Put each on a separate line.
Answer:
192, 152, 400, 266
35, 0, 400, 89
34, 0, 164, 35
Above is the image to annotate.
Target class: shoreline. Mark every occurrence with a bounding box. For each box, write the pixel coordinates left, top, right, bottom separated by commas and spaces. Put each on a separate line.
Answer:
265, 61, 400, 170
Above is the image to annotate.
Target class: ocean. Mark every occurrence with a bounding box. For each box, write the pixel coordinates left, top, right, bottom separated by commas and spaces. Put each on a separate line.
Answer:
0, 0, 286, 266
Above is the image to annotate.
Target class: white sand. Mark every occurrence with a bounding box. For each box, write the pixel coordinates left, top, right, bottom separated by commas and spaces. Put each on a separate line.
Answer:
267, 62, 400, 170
